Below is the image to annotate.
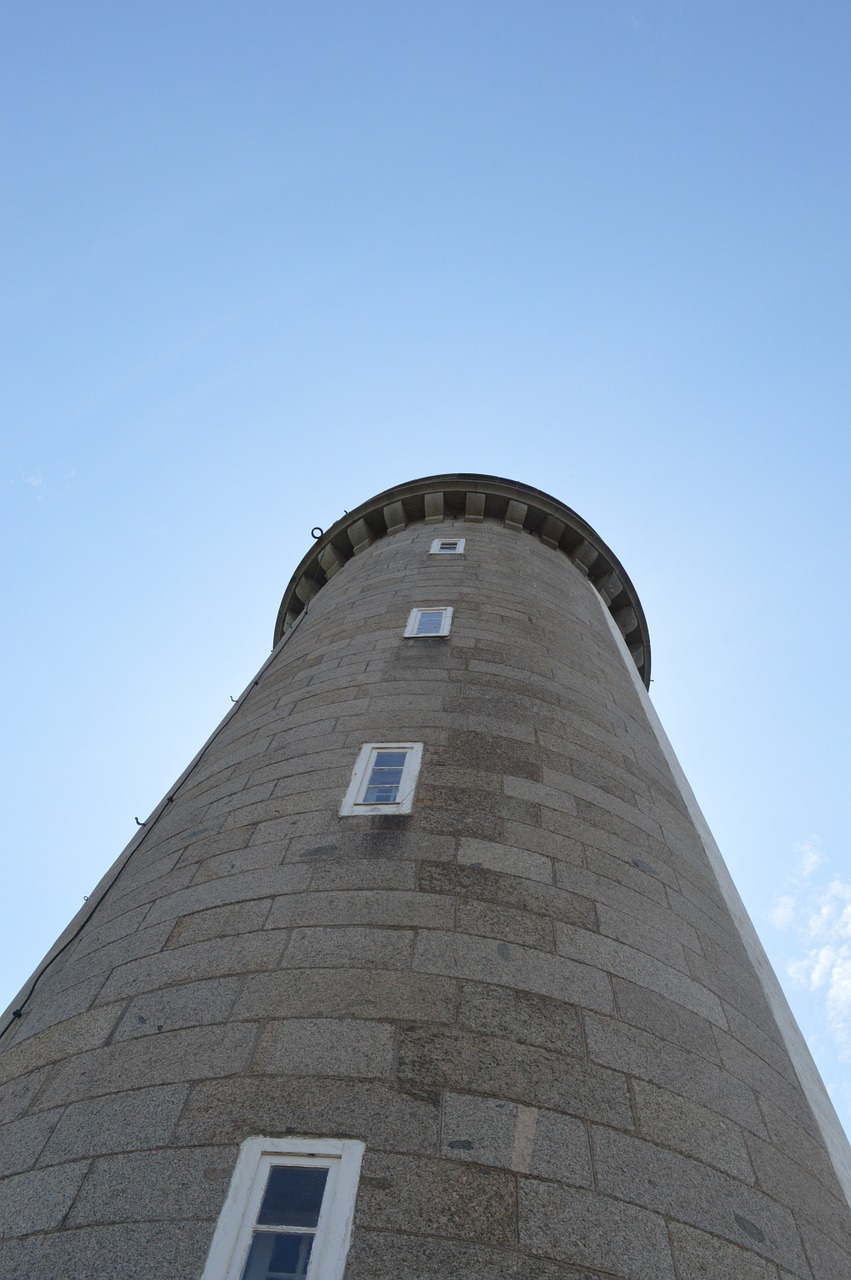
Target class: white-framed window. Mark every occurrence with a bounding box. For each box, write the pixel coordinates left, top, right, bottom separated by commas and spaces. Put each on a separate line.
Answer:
201, 1136, 364, 1280
429, 537, 465, 555
403, 607, 453, 638
340, 742, 423, 816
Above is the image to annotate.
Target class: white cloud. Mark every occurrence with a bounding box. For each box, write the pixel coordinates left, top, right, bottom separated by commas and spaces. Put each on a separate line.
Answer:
770, 894, 796, 929
796, 836, 826, 878
804, 879, 851, 941
781, 842, 851, 1059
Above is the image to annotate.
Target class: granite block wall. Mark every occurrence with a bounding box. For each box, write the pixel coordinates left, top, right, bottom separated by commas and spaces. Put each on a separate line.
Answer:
2, 479, 850, 1279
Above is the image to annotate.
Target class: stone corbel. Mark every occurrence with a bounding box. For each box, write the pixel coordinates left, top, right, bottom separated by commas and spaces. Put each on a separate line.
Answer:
383, 501, 407, 535
570, 540, 598, 575
348, 518, 375, 555
294, 575, 320, 605
540, 516, 565, 550
596, 571, 623, 604
505, 500, 528, 532
613, 605, 637, 636
424, 492, 444, 524
318, 544, 347, 579
465, 492, 486, 522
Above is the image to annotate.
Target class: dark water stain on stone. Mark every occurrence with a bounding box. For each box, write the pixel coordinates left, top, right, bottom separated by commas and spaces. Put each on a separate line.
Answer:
734, 1213, 765, 1243
631, 858, 660, 878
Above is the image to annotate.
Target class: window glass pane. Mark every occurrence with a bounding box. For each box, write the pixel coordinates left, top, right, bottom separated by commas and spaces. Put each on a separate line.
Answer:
363, 777, 402, 802
429, 538, 464, 556
363, 785, 397, 803
416, 611, 445, 634
242, 1231, 314, 1280
368, 767, 404, 784
256, 1166, 328, 1228
362, 750, 407, 804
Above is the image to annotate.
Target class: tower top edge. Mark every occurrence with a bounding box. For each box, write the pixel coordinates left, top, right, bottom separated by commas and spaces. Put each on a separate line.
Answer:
274, 473, 651, 685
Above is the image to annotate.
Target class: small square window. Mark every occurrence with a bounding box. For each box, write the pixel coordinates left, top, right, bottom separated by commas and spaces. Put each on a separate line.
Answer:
202, 1137, 364, 1280
340, 742, 424, 815
429, 537, 465, 555
403, 607, 453, 638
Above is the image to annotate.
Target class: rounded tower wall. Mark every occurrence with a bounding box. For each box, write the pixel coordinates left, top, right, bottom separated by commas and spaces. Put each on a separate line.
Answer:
2, 483, 851, 1279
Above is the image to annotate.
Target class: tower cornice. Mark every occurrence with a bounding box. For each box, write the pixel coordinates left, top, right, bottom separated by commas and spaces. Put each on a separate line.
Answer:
274, 473, 651, 685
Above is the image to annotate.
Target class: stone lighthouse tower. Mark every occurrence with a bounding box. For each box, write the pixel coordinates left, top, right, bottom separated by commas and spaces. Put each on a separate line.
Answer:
2, 473, 851, 1279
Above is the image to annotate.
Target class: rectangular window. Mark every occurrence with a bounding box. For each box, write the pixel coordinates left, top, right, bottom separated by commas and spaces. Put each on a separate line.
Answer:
429, 537, 465, 555
202, 1137, 364, 1280
340, 742, 424, 815
403, 607, 453, 638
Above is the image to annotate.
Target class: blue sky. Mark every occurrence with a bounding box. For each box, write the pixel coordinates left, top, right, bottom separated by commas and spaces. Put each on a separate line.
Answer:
2, 2, 851, 1132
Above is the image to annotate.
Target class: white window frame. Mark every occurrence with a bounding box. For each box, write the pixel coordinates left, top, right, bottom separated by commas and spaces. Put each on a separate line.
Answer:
403, 606, 453, 638
429, 537, 465, 555
340, 742, 424, 816
201, 1136, 364, 1280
